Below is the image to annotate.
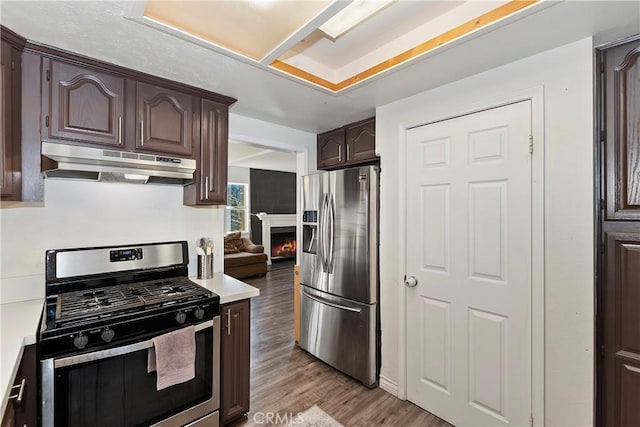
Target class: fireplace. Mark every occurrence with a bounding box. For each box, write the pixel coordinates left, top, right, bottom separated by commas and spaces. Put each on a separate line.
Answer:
271, 226, 296, 262
256, 213, 297, 265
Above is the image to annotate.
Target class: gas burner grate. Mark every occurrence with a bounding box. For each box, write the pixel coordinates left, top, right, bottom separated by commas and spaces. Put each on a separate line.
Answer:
54, 277, 212, 326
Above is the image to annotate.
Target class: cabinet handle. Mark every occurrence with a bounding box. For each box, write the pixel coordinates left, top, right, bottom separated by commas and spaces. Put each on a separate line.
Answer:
226, 308, 231, 335
338, 145, 342, 162
205, 176, 209, 193
118, 116, 122, 144
347, 144, 350, 160
140, 120, 144, 146
9, 378, 26, 405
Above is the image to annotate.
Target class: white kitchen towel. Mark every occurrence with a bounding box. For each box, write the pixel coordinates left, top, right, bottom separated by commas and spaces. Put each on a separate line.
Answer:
147, 325, 196, 390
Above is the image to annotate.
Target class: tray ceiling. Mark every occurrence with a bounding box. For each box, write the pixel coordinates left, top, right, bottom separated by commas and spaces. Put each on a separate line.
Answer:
135, 0, 539, 93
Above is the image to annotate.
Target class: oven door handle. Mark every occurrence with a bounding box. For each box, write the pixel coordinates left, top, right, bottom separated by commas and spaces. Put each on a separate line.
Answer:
54, 319, 215, 368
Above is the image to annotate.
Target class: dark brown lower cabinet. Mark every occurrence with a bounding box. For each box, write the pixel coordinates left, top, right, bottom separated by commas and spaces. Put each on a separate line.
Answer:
221, 299, 250, 426
597, 35, 640, 427
1, 344, 37, 427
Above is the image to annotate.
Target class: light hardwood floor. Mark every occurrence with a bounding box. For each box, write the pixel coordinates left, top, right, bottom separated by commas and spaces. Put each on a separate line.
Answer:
231, 268, 452, 427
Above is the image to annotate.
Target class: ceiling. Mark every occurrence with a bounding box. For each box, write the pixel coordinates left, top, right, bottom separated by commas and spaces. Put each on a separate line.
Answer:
228, 140, 297, 173
1, 1, 638, 135
137, 0, 537, 92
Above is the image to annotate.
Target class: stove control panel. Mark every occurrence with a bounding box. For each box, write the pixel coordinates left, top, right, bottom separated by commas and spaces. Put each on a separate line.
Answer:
110, 248, 143, 263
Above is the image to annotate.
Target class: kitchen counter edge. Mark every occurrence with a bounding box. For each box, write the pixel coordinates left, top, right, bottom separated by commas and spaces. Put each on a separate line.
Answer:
190, 273, 260, 304
0, 298, 43, 417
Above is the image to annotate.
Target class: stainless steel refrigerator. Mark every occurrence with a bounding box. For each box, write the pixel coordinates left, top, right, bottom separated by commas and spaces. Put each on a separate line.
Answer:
299, 165, 379, 387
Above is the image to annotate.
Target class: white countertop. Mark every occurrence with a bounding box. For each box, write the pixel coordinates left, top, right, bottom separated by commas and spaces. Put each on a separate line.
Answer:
0, 298, 44, 416
190, 273, 260, 304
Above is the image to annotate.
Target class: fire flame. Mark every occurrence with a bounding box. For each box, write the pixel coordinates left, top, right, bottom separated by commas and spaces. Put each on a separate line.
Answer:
272, 240, 297, 257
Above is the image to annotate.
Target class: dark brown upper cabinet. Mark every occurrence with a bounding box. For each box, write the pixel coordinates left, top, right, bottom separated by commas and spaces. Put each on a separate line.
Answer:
136, 82, 193, 157
43, 59, 126, 148
184, 99, 228, 205
317, 117, 377, 170
605, 42, 640, 220
221, 299, 250, 426
1, 38, 22, 200
317, 128, 346, 169
345, 117, 376, 164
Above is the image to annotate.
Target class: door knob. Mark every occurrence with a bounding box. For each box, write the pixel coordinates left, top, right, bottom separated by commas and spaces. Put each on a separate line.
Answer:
405, 275, 418, 287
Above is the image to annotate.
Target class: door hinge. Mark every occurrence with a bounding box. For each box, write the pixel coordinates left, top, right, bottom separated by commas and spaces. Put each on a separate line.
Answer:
46, 69, 50, 81
599, 60, 605, 74
600, 130, 605, 142
600, 199, 606, 210
11, 60, 15, 71
45, 115, 49, 127
528, 135, 533, 154
529, 413, 534, 427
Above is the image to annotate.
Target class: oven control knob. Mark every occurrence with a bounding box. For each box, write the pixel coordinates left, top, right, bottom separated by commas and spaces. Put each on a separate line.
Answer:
101, 327, 115, 343
194, 307, 205, 320
175, 311, 187, 324
73, 333, 89, 350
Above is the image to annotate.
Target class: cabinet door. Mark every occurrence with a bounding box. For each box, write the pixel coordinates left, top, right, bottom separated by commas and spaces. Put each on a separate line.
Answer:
1, 344, 37, 427
345, 117, 376, 164
136, 82, 193, 157
221, 299, 250, 426
605, 40, 640, 220
317, 128, 345, 169
1, 41, 21, 200
46, 59, 125, 147
185, 99, 228, 205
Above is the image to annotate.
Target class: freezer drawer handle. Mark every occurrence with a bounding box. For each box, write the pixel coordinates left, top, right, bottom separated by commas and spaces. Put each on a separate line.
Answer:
303, 290, 361, 313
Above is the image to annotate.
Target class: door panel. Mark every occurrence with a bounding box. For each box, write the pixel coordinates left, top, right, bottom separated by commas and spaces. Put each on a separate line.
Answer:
406, 101, 532, 426
325, 167, 375, 304
136, 82, 193, 156
300, 173, 323, 288
620, 360, 640, 427
299, 285, 376, 386
605, 232, 640, 427
47, 60, 125, 147
599, 37, 640, 427
317, 128, 345, 169
605, 41, 640, 220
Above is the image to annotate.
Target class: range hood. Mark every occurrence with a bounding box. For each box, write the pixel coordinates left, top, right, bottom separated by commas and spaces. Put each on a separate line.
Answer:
41, 142, 196, 186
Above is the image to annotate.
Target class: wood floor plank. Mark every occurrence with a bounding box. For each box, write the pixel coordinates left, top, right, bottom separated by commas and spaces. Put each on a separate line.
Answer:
230, 268, 452, 427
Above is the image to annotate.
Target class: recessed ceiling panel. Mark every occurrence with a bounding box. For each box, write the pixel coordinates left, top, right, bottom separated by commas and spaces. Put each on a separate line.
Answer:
144, 0, 332, 60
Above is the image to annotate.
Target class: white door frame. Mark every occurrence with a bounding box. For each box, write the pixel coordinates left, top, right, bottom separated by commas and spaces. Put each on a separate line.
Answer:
396, 87, 545, 425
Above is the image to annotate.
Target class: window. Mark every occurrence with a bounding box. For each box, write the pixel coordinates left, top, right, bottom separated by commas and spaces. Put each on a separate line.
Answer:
226, 183, 249, 233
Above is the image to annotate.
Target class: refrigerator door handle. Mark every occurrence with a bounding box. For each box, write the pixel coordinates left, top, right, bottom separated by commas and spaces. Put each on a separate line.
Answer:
328, 193, 336, 273
320, 193, 328, 272
302, 289, 362, 313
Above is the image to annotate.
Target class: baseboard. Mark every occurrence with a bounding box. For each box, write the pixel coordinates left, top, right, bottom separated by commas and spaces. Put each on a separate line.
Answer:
379, 375, 399, 397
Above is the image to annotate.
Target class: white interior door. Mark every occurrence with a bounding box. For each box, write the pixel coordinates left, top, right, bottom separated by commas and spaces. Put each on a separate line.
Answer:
406, 101, 532, 426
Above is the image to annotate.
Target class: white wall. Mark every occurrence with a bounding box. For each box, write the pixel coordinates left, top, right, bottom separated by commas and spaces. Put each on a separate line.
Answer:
0, 179, 224, 303
376, 37, 594, 426
227, 166, 250, 185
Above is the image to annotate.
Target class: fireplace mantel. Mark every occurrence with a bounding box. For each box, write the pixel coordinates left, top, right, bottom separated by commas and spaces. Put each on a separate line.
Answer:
256, 213, 296, 264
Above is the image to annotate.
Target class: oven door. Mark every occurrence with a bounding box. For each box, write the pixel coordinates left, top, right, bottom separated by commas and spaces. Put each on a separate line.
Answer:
42, 317, 220, 427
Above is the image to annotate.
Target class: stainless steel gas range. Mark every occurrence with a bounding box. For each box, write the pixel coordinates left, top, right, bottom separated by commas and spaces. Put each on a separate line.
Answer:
39, 241, 220, 427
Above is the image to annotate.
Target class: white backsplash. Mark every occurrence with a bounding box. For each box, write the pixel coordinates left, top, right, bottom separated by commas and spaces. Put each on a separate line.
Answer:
0, 179, 224, 303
